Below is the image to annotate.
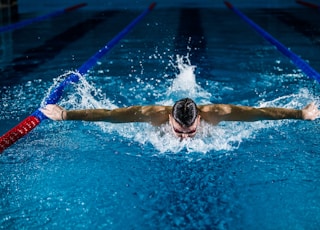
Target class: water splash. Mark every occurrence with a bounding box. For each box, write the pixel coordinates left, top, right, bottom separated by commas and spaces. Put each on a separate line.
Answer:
42, 59, 319, 156
162, 54, 211, 104
42, 71, 117, 110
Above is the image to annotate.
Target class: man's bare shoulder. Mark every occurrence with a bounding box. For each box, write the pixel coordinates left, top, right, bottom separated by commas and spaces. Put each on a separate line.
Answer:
198, 104, 231, 114
198, 104, 232, 125
140, 105, 172, 126
141, 105, 171, 114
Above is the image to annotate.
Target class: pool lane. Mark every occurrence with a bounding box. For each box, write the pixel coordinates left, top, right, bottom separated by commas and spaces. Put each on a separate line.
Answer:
258, 8, 320, 77
262, 9, 320, 46
0, 10, 120, 87
174, 8, 207, 66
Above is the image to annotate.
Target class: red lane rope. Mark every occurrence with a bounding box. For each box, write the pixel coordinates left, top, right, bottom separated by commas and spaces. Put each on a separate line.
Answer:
64, 3, 88, 12
296, 0, 320, 9
0, 116, 41, 153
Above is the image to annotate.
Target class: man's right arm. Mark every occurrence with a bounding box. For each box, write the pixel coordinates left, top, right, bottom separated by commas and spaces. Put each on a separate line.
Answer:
40, 104, 171, 126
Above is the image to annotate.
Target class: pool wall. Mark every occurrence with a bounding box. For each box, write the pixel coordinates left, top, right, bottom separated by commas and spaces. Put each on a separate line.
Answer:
18, 0, 302, 12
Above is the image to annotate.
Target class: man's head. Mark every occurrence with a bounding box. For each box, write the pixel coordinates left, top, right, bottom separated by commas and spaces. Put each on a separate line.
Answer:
169, 98, 200, 139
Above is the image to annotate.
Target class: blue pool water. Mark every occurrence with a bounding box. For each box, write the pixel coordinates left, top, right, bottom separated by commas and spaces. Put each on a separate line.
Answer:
1, 3, 320, 229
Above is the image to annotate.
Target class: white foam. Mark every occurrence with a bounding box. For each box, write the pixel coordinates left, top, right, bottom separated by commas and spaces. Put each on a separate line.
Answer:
43, 58, 319, 155
43, 71, 117, 110
161, 54, 212, 104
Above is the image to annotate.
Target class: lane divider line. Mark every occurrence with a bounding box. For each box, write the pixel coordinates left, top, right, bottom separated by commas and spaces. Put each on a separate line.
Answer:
224, 1, 320, 83
0, 3, 87, 33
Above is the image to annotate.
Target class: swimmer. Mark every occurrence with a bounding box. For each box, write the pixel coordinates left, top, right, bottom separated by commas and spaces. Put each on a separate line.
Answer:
40, 98, 319, 140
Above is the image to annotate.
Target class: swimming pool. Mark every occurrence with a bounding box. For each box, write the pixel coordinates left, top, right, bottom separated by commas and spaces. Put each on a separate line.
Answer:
1, 2, 320, 229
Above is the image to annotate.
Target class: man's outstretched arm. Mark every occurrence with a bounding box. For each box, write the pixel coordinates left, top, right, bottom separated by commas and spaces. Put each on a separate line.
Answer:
40, 104, 171, 126
198, 102, 319, 124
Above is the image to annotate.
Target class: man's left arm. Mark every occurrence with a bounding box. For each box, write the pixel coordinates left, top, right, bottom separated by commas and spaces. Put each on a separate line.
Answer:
199, 102, 319, 124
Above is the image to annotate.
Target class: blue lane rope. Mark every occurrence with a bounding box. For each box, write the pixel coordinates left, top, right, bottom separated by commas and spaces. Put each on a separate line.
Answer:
225, 1, 320, 83
0, 3, 156, 153
39, 2, 157, 119
0, 3, 87, 33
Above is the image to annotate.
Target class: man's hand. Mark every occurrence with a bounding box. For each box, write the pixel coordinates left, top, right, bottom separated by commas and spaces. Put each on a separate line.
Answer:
40, 104, 66, 121
302, 102, 320, 120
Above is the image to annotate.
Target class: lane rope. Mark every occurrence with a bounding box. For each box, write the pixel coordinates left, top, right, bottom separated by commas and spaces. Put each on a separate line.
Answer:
0, 3, 87, 33
0, 2, 156, 153
296, 0, 320, 9
224, 1, 320, 83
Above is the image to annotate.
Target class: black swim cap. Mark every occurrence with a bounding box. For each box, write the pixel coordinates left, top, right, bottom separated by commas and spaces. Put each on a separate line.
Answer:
172, 98, 198, 127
